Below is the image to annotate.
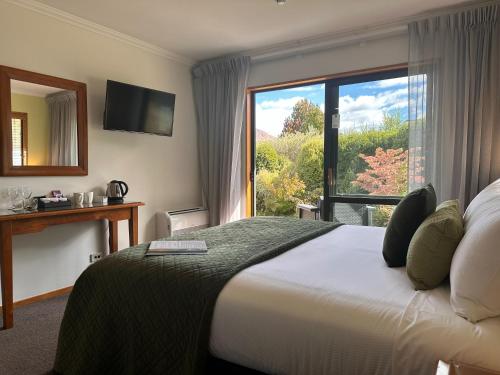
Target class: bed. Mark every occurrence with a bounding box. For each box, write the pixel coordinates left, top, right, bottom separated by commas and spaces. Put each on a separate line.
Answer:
54, 217, 500, 375
210, 225, 500, 375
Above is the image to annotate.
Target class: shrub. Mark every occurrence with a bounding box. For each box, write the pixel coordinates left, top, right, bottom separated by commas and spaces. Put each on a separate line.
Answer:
255, 142, 282, 173
255, 111, 409, 219
269, 132, 311, 166
255, 167, 305, 216
354, 147, 408, 196
337, 119, 408, 195
371, 205, 395, 227
296, 137, 324, 203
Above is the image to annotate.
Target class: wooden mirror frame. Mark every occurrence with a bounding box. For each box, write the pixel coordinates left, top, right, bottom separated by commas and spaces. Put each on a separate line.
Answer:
0, 65, 88, 176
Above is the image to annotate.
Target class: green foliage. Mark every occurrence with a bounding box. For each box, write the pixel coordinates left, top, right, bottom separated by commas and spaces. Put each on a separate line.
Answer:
255, 142, 282, 173
296, 137, 324, 203
371, 205, 395, 227
255, 167, 305, 216
337, 113, 408, 195
255, 108, 409, 223
269, 132, 312, 165
281, 99, 324, 136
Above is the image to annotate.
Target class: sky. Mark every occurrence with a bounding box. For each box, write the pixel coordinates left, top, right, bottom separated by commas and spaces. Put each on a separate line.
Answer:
255, 76, 409, 137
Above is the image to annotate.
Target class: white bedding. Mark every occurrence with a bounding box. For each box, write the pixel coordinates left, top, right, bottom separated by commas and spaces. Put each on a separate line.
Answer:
209, 225, 500, 375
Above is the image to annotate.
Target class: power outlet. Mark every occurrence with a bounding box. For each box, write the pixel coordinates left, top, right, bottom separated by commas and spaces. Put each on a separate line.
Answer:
89, 253, 103, 264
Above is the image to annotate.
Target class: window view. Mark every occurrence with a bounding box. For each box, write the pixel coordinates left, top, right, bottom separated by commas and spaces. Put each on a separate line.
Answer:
253, 71, 410, 226
255, 83, 324, 217
331, 75, 409, 226
336, 77, 409, 197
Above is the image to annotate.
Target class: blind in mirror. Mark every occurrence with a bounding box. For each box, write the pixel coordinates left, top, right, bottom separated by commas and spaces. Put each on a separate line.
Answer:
11, 117, 22, 166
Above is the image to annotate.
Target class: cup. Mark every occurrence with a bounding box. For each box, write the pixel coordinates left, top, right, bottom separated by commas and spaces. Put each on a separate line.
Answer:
94, 196, 108, 205
84, 192, 94, 205
73, 192, 84, 206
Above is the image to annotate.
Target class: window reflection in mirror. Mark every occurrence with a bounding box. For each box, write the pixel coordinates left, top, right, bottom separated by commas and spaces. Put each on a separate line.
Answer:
10, 79, 78, 167
11, 112, 28, 166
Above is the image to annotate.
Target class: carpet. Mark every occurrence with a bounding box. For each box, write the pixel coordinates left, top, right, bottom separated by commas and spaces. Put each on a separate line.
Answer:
0, 294, 68, 375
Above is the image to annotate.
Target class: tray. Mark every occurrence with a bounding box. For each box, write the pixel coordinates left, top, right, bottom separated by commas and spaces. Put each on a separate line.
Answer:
37, 198, 72, 210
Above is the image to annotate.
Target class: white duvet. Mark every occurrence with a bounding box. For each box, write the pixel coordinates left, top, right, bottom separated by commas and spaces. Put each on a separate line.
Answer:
209, 225, 500, 375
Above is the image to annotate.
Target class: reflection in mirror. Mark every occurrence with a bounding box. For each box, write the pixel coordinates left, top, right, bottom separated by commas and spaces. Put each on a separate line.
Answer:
10, 80, 78, 167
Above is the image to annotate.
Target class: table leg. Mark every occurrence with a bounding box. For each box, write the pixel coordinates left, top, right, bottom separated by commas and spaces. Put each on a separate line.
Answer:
109, 221, 118, 253
0, 222, 13, 329
128, 207, 138, 246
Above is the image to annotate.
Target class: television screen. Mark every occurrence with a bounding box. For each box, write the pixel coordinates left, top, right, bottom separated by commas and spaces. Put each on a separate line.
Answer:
103, 80, 175, 136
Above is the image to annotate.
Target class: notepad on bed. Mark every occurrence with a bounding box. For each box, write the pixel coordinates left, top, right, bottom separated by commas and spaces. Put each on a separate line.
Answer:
146, 240, 208, 255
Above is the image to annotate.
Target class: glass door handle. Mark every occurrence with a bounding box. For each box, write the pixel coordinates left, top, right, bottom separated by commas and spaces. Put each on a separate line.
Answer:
328, 168, 334, 190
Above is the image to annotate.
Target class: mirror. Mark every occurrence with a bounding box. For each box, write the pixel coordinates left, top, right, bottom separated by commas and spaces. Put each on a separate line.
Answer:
0, 66, 87, 176
11, 80, 78, 167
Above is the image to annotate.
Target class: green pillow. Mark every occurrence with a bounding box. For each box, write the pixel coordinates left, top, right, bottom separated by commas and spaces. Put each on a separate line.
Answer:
383, 184, 436, 267
406, 200, 464, 290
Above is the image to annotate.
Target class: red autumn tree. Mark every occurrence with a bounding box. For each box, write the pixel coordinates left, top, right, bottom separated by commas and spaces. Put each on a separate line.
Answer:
353, 147, 408, 196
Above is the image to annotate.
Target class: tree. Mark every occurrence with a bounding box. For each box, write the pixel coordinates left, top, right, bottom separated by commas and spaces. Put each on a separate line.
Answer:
281, 99, 324, 136
353, 147, 408, 196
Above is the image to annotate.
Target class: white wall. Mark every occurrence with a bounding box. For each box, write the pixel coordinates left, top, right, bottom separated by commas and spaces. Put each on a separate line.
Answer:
0, 2, 201, 301
249, 34, 409, 87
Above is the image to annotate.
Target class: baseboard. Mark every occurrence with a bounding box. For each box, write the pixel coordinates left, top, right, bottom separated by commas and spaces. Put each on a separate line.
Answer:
1, 286, 73, 309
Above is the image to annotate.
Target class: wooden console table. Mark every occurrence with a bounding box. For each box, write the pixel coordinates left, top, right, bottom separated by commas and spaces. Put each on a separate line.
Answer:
0, 201, 144, 329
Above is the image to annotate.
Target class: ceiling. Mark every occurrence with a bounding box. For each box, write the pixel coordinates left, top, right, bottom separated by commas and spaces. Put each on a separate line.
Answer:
11, 79, 64, 97
37, 0, 470, 61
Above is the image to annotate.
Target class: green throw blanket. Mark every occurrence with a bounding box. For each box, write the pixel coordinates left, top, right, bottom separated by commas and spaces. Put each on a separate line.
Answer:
54, 217, 340, 375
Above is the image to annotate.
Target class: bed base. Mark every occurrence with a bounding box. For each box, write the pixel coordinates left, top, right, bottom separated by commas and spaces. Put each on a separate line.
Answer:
207, 355, 266, 374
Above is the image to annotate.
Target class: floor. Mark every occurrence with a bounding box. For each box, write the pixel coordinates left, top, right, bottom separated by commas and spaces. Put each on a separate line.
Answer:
0, 294, 68, 375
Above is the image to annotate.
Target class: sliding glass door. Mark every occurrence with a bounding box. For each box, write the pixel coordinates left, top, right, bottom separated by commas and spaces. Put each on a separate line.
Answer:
323, 68, 409, 224
249, 67, 409, 225
253, 83, 325, 217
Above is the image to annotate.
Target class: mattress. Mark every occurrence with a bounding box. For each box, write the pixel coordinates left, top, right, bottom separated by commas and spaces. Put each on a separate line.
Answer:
209, 225, 500, 375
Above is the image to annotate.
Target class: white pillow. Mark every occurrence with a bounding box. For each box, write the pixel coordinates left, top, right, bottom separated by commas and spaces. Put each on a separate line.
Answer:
450, 178, 500, 323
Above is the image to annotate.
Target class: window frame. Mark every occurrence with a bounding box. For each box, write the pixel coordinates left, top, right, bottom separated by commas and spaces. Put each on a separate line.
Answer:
323, 68, 408, 220
11, 111, 28, 166
246, 63, 408, 219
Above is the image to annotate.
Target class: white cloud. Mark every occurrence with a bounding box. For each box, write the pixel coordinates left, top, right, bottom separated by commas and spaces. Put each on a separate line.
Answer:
366, 76, 408, 89
339, 88, 408, 130
255, 84, 409, 136
256, 96, 304, 136
284, 83, 325, 92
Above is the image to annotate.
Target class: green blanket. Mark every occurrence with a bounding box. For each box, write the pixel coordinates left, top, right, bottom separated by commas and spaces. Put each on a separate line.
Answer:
54, 216, 340, 375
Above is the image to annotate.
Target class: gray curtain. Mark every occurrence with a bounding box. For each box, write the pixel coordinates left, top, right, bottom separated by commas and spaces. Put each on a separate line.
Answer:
47, 91, 78, 166
408, 3, 500, 208
192, 56, 251, 226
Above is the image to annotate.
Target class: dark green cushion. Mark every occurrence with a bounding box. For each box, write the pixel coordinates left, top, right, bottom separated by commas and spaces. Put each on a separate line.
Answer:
382, 184, 436, 267
406, 200, 464, 290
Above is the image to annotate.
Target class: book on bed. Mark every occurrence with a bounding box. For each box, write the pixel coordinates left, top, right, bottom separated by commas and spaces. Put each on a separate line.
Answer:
146, 240, 208, 255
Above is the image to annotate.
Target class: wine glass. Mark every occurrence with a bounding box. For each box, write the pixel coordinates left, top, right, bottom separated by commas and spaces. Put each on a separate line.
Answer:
20, 185, 32, 210
8, 187, 22, 211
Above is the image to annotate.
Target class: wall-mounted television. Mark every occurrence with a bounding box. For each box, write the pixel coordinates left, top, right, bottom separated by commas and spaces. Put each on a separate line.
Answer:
103, 80, 175, 136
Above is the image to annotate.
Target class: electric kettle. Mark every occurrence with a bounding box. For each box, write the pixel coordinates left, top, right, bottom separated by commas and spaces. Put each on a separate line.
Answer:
106, 180, 129, 203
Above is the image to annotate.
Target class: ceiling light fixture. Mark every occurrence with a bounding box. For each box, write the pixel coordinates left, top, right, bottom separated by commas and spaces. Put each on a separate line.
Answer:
276, 0, 287, 5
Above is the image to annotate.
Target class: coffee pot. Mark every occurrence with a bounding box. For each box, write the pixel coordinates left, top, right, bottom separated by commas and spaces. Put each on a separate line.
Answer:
106, 180, 128, 203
